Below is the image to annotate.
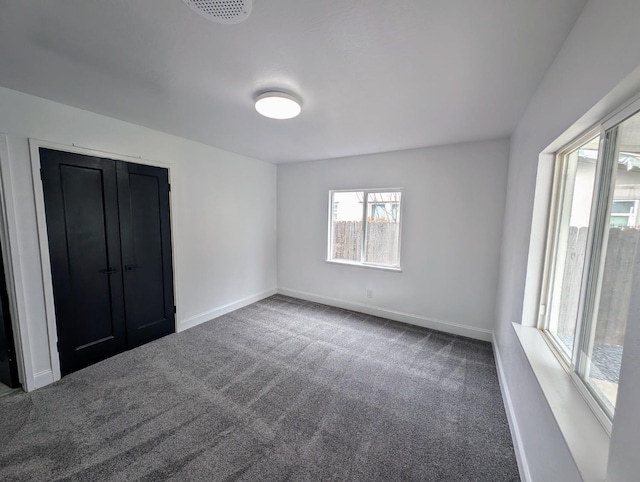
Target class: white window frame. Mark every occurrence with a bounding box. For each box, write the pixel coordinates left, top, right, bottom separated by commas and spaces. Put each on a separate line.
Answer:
539, 127, 614, 431
538, 97, 640, 432
327, 188, 403, 271
539, 128, 602, 367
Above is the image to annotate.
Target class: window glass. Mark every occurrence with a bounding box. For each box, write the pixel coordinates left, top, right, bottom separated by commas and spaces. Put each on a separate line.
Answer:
578, 111, 640, 415
330, 191, 363, 262
545, 135, 599, 359
329, 190, 402, 268
365, 192, 401, 266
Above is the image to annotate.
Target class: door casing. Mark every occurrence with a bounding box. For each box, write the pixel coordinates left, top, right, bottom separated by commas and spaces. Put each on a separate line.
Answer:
0, 134, 28, 390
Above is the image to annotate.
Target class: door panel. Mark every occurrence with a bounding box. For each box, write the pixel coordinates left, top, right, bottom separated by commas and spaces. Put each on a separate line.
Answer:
41, 149, 127, 375
61, 165, 118, 347
118, 162, 175, 347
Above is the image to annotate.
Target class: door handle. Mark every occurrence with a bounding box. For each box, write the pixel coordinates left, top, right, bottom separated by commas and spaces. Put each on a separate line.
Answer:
124, 264, 141, 272
99, 267, 120, 275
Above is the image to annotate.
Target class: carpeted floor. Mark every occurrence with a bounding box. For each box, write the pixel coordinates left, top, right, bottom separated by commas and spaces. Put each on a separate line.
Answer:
0, 295, 519, 481
0, 382, 14, 398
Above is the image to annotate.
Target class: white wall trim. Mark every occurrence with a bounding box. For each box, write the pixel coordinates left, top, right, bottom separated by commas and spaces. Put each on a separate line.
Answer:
28, 138, 180, 386
278, 287, 493, 341
29, 140, 61, 382
0, 133, 33, 391
493, 333, 532, 482
32, 369, 54, 390
178, 288, 277, 331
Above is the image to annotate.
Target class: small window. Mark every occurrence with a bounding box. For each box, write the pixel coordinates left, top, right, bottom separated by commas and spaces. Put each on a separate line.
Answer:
328, 190, 402, 268
610, 200, 637, 227
541, 107, 640, 420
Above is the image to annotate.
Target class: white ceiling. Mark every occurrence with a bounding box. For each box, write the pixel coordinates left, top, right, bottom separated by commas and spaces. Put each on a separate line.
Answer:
0, 0, 587, 163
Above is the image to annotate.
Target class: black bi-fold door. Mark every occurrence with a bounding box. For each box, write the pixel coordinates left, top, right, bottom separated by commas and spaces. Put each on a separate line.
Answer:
40, 148, 174, 376
116, 161, 174, 348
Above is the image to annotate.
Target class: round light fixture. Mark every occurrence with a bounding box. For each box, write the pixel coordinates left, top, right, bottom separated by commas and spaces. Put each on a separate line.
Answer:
255, 91, 302, 120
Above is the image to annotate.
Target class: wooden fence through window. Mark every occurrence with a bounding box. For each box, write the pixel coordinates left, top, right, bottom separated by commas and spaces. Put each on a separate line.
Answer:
332, 220, 399, 266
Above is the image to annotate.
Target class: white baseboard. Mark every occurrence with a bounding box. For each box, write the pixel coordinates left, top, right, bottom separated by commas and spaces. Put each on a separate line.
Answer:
177, 287, 278, 332
278, 287, 493, 342
493, 333, 531, 482
30, 369, 54, 391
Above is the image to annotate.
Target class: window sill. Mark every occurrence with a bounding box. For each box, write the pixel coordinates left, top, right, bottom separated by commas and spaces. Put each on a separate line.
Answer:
512, 322, 609, 482
324, 259, 402, 272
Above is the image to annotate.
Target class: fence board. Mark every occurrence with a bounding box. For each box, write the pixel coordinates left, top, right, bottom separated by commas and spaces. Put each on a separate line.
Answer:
333, 221, 399, 265
558, 227, 639, 346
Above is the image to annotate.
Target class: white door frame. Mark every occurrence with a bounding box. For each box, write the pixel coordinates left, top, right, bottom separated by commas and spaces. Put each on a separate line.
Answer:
0, 134, 32, 390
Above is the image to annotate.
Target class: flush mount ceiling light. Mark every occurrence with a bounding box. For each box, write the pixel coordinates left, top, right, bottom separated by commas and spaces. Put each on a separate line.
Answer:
254, 92, 302, 120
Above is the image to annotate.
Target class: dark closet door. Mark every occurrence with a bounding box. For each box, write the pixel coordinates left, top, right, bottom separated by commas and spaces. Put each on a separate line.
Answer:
117, 162, 174, 347
41, 149, 127, 375
0, 245, 20, 388
41, 149, 175, 376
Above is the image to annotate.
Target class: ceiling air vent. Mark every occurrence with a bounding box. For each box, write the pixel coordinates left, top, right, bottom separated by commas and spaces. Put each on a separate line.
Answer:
182, 0, 253, 24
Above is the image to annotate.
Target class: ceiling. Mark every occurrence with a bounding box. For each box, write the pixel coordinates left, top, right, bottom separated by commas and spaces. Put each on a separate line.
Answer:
0, 0, 587, 163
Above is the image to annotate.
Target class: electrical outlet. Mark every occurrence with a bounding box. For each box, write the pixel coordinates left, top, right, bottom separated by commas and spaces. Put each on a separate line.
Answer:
366, 289, 373, 299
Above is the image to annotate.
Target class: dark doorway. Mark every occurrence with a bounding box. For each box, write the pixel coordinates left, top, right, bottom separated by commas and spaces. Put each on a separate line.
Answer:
40, 148, 175, 376
0, 241, 20, 388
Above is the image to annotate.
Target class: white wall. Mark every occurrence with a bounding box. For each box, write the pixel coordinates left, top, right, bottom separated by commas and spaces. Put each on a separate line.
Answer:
494, 0, 640, 480
0, 86, 277, 391
278, 139, 509, 340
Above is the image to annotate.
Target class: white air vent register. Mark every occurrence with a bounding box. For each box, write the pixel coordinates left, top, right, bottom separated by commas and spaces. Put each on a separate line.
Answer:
182, 0, 253, 24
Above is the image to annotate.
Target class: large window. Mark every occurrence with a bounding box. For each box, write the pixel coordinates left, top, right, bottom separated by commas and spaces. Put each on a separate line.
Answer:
542, 107, 640, 421
328, 189, 402, 269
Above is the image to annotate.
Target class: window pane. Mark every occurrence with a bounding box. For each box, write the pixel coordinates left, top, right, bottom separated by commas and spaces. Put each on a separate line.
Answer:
579, 112, 640, 415
611, 200, 636, 214
365, 192, 401, 266
546, 135, 600, 358
331, 191, 363, 262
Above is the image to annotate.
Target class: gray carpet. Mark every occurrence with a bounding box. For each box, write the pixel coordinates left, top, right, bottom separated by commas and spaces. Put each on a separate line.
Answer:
0, 295, 519, 481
